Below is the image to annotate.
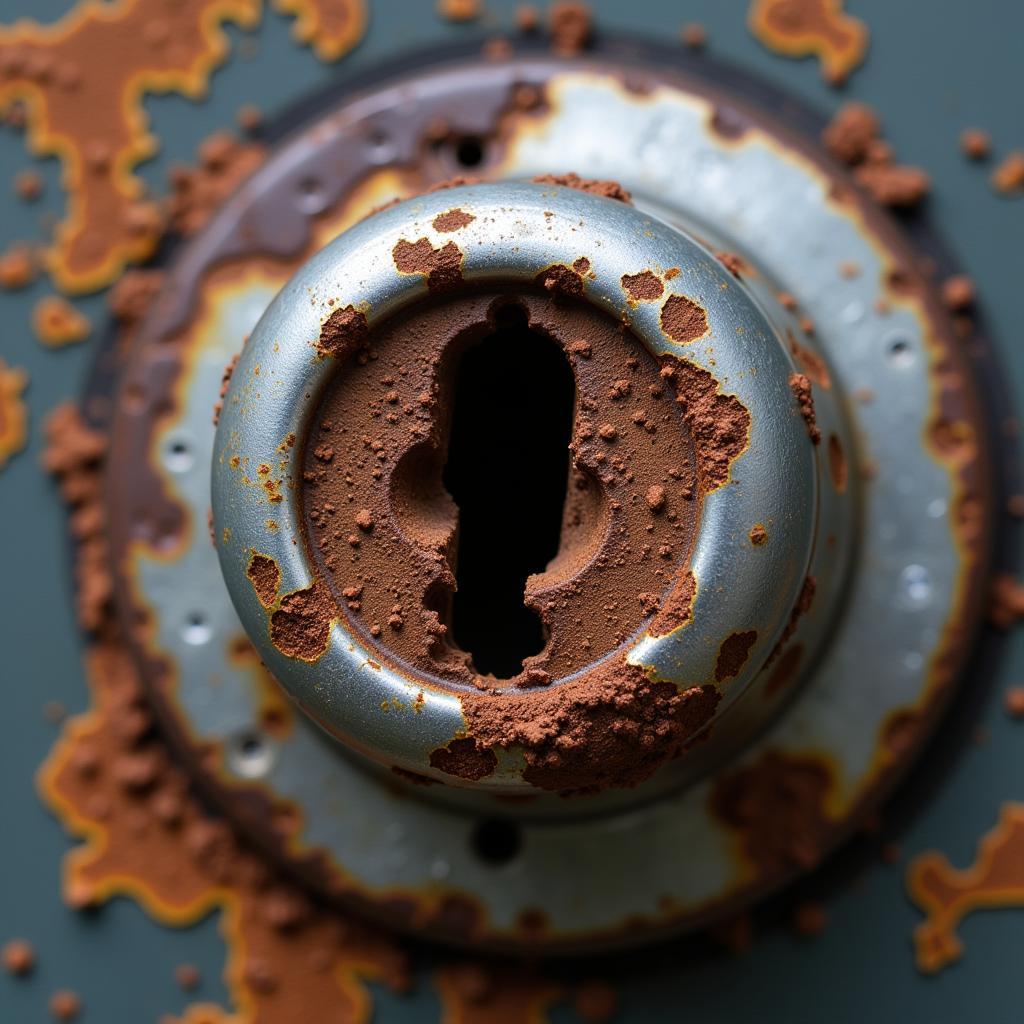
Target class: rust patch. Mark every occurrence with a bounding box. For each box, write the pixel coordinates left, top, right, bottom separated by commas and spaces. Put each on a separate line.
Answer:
0, 0, 264, 292
621, 270, 664, 302
710, 750, 833, 873
429, 737, 498, 782
908, 804, 1024, 974
660, 294, 708, 345
434, 964, 561, 1023
749, 523, 768, 546
534, 263, 585, 298
269, 584, 335, 662
0, 359, 29, 469
659, 358, 751, 491
789, 372, 821, 444
788, 330, 831, 389
531, 171, 631, 203
461, 661, 720, 795
392, 237, 464, 291
246, 552, 281, 608
432, 207, 476, 233
748, 0, 868, 85
316, 304, 369, 359
763, 643, 803, 700
274, 0, 366, 62
827, 433, 847, 493
715, 630, 758, 683
990, 574, 1024, 629
649, 569, 696, 637
32, 296, 90, 347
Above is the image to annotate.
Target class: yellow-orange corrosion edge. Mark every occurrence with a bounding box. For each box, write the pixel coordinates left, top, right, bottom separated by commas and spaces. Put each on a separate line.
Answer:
748, 0, 868, 82
37, 643, 409, 1023
273, 0, 367, 63
907, 802, 1024, 974
0, 359, 28, 469
0, 0, 366, 295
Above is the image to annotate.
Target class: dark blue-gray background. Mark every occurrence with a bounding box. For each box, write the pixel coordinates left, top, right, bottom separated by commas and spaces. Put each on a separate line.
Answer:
1, 1, 1021, 1020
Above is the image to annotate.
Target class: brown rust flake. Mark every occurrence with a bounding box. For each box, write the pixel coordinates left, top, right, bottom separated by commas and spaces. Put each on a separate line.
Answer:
392, 237, 464, 291
789, 372, 821, 444
246, 552, 281, 608
269, 584, 335, 662
622, 270, 664, 302
0, 358, 29, 470
432, 208, 476, 233
908, 803, 1024, 974
316, 303, 369, 360
710, 749, 833, 873
715, 630, 758, 683
748, 0, 868, 85
660, 293, 708, 345
429, 737, 497, 782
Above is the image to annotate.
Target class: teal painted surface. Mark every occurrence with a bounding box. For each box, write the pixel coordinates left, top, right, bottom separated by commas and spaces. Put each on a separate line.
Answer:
0, 1, 1021, 1020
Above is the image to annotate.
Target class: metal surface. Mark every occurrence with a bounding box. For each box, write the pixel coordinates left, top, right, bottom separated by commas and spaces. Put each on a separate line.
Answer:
106, 52, 989, 950
212, 181, 838, 791
3, 1, 1021, 1020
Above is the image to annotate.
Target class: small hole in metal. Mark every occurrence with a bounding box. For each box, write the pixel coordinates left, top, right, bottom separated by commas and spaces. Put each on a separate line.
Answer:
471, 818, 522, 865
296, 177, 326, 213
182, 611, 212, 646
164, 437, 194, 473
454, 136, 485, 168
230, 729, 273, 778
885, 335, 914, 367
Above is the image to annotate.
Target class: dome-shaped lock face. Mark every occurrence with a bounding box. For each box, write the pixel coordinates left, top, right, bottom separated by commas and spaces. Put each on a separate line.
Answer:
212, 180, 853, 796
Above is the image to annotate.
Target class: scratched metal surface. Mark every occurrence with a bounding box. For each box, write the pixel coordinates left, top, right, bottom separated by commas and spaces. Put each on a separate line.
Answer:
1, 1, 1021, 1021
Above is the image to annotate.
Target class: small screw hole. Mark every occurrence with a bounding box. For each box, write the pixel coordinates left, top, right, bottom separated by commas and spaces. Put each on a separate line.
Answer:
164, 437, 194, 473
182, 612, 211, 646
885, 334, 914, 367
454, 136, 485, 168
230, 729, 273, 778
471, 818, 522, 865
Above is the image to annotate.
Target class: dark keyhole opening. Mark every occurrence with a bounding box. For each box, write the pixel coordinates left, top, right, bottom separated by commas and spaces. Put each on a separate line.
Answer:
443, 304, 576, 679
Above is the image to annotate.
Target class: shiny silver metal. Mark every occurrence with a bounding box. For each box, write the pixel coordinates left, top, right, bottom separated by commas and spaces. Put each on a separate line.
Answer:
211, 181, 847, 792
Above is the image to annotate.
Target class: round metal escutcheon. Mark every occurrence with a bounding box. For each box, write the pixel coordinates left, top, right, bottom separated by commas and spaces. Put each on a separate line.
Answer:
103, 44, 993, 951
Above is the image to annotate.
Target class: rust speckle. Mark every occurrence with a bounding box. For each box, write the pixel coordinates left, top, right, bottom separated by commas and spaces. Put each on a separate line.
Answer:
715, 630, 758, 682
32, 296, 90, 347
0, 359, 29, 469
908, 804, 1024, 974
789, 372, 821, 444
432, 207, 475, 233
749, 523, 768, 546
392, 237, 464, 291
246, 552, 281, 609
827, 433, 847, 492
660, 294, 708, 346
748, 0, 868, 85
621, 270, 664, 302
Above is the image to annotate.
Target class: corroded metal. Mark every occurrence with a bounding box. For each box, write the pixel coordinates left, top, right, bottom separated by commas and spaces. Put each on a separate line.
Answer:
212, 181, 844, 792
100, 48, 994, 950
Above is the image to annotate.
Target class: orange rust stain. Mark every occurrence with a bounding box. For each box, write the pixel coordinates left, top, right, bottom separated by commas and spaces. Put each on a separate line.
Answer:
32, 295, 90, 346
434, 965, 561, 1024
748, 0, 868, 84
0, 359, 28, 468
38, 641, 410, 1022
0, 0, 263, 292
908, 804, 1024, 974
272, 0, 366, 62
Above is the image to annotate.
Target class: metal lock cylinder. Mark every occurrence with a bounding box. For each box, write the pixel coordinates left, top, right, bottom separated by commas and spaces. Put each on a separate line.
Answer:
213, 180, 853, 798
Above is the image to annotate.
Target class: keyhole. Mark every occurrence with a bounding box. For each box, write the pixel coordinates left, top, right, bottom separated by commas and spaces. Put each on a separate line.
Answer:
442, 304, 576, 679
